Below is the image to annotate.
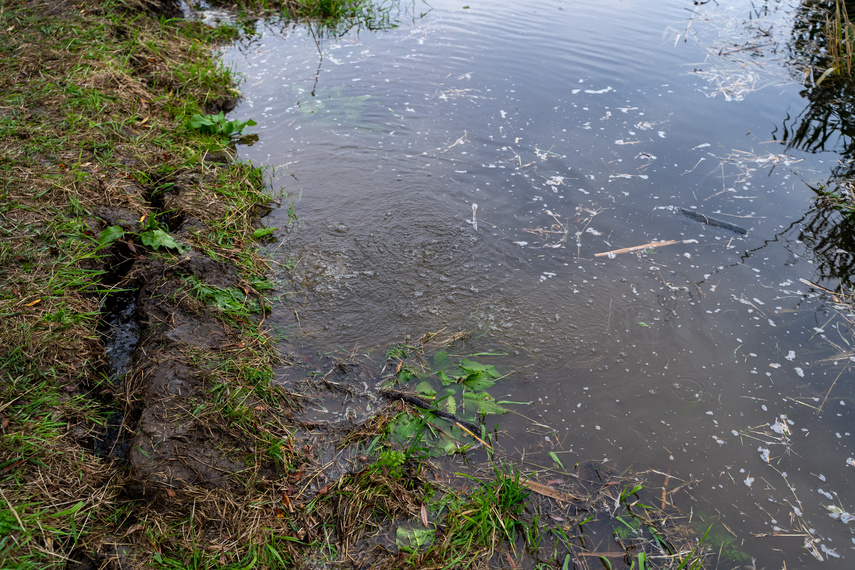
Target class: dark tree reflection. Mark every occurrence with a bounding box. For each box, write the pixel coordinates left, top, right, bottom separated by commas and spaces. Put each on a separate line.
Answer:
770, 0, 855, 290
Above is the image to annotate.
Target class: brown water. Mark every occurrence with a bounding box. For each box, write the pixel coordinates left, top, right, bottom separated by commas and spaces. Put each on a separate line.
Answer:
222, 0, 855, 565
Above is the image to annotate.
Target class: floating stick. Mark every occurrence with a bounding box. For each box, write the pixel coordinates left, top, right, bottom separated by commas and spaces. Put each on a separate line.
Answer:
595, 240, 679, 257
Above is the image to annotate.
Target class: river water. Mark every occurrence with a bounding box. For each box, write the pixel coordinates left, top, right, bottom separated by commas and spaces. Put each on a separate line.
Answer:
222, 0, 855, 566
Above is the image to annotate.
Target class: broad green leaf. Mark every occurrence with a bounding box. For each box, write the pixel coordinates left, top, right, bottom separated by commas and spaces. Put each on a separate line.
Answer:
391, 415, 420, 443
98, 225, 124, 246
437, 370, 455, 386
457, 359, 499, 378
461, 372, 495, 391
210, 288, 246, 312
253, 227, 276, 238
189, 114, 206, 128
437, 437, 460, 456
442, 393, 456, 415
395, 527, 434, 552
414, 381, 436, 397
431, 350, 449, 372
462, 391, 508, 415
549, 451, 564, 469
139, 229, 188, 253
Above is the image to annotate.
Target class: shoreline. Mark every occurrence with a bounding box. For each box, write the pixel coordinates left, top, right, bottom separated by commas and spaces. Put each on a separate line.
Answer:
0, 2, 713, 567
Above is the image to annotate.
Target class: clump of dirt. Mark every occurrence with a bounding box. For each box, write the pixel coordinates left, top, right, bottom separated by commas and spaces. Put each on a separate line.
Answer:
124, 257, 241, 494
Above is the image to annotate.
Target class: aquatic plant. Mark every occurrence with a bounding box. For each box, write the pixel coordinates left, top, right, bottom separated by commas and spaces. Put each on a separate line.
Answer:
385, 347, 517, 456
286, 0, 405, 34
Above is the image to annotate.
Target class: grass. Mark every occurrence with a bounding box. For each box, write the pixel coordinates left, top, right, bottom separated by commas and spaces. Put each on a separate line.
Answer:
287, 0, 401, 33
437, 463, 532, 555
0, 0, 285, 566
823, 0, 855, 80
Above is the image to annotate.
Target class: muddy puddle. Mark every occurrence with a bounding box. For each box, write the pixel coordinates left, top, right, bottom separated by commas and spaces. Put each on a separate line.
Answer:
223, 0, 855, 566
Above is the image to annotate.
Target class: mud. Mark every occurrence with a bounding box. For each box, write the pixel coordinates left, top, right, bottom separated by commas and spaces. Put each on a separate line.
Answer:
124, 255, 243, 495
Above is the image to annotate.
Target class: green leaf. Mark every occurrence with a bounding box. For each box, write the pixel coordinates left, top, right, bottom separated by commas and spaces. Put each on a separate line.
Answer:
431, 350, 449, 372
437, 370, 455, 386
462, 391, 508, 415
210, 288, 246, 312
440, 389, 456, 415
253, 227, 276, 238
549, 451, 564, 469
414, 381, 436, 397
139, 229, 188, 253
52, 501, 85, 518
461, 372, 495, 391
437, 436, 461, 456
97, 225, 124, 246
457, 359, 500, 378
395, 526, 434, 552
391, 414, 421, 443
188, 113, 207, 128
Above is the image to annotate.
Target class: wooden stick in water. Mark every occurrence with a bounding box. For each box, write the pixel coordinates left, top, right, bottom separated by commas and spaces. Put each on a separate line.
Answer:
595, 240, 679, 257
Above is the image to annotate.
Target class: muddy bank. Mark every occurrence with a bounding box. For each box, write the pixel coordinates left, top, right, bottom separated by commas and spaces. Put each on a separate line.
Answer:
0, 0, 298, 565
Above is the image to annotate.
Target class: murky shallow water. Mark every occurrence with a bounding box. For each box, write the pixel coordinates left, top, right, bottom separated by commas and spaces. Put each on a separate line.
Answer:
223, 0, 855, 565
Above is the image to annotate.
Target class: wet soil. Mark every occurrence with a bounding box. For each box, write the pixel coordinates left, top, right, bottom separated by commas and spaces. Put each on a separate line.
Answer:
124, 254, 244, 494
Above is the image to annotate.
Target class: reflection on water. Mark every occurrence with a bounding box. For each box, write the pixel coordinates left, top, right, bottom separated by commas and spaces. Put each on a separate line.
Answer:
225, 0, 855, 566
774, 0, 855, 291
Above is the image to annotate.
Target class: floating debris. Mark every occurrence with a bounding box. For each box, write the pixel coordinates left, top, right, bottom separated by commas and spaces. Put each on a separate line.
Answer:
678, 207, 748, 235
594, 240, 680, 257
826, 505, 855, 524
771, 416, 791, 436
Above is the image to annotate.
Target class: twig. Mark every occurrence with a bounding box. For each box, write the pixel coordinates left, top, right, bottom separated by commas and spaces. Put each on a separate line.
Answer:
818, 360, 850, 413
595, 240, 679, 258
